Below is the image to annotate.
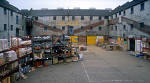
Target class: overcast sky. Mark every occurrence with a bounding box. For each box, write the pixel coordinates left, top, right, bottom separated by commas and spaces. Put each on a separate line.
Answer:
7, 0, 132, 10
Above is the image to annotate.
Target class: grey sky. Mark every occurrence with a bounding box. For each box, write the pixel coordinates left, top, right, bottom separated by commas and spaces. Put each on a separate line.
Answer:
7, 0, 132, 10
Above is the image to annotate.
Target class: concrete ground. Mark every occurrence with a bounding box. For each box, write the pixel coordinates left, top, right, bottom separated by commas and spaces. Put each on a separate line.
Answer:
17, 46, 150, 83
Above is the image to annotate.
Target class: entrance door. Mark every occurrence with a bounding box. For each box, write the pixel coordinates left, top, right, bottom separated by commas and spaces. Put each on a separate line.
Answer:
16, 28, 19, 37
69, 26, 74, 35
129, 38, 135, 51
87, 36, 97, 45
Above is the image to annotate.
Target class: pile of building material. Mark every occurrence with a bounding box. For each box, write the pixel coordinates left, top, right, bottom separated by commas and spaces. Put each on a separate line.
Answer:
0, 35, 82, 83
0, 53, 5, 65
0, 39, 8, 51
0, 36, 33, 83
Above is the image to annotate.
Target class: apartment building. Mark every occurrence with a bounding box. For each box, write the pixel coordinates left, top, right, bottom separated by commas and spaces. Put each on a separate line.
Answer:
0, 0, 26, 40
0, 0, 149, 39
25, 9, 111, 36
108, 0, 150, 38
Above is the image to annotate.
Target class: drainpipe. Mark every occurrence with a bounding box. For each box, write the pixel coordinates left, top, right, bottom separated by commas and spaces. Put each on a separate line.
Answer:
8, 10, 10, 47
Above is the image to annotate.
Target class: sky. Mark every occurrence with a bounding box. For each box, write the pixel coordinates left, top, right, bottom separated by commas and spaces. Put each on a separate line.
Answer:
7, 0, 132, 10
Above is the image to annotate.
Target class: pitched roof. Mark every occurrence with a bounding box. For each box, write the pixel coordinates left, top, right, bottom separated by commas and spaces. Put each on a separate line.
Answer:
21, 9, 30, 16
29, 9, 112, 16
109, 0, 148, 15
0, 0, 20, 13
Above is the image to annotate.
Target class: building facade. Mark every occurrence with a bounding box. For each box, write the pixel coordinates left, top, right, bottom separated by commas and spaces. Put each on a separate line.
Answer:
0, 0, 26, 40
26, 9, 111, 36
108, 0, 150, 38
26, 0, 150, 38
0, 0, 150, 40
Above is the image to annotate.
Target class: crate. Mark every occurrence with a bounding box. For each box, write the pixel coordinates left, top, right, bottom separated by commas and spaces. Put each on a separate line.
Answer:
65, 58, 72, 63
58, 60, 64, 64
72, 56, 78, 62
0, 58, 5, 65
10, 74, 17, 83
7, 62, 18, 70
53, 57, 58, 64
2, 77, 10, 83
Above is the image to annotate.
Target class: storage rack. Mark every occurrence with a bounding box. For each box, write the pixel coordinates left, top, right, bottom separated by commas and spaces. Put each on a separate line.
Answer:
32, 35, 53, 66
141, 39, 150, 59
51, 35, 73, 63
0, 36, 32, 81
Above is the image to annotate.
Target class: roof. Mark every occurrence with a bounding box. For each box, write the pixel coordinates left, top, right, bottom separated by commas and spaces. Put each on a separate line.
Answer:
29, 9, 112, 16
0, 0, 20, 13
21, 9, 31, 16
109, 0, 148, 15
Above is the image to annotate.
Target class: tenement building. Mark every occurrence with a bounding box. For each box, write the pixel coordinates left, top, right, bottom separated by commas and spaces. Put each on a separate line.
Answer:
24, 9, 111, 36
0, 0, 26, 40
0, 0, 150, 39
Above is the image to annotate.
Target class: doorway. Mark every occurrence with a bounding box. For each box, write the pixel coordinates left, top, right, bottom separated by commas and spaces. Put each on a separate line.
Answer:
129, 38, 135, 51
16, 28, 19, 37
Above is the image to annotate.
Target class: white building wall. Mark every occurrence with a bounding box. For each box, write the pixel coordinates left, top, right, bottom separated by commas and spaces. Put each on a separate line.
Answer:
34, 15, 107, 36
0, 6, 25, 39
109, 0, 150, 38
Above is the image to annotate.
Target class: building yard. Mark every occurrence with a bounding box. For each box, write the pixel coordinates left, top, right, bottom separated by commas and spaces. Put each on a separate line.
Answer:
0, 0, 150, 83
16, 46, 150, 83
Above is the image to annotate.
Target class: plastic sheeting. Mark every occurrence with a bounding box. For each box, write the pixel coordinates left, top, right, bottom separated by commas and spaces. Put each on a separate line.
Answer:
4, 51, 17, 62
0, 39, 8, 51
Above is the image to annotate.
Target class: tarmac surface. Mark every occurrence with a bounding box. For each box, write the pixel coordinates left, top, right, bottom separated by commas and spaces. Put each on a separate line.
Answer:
17, 46, 150, 83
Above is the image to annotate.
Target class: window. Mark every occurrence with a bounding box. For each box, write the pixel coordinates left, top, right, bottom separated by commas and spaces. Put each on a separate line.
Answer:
81, 26, 84, 30
35, 17, 38, 20
11, 25, 13, 31
131, 7, 134, 14
123, 25, 126, 30
4, 24, 7, 31
115, 26, 117, 31
11, 11, 13, 16
123, 11, 126, 16
4, 8, 7, 15
140, 3, 144, 11
53, 26, 56, 29
62, 26, 65, 30
90, 16, 93, 20
16, 15, 19, 24
44, 26, 48, 31
115, 14, 117, 18
81, 16, 84, 20
130, 24, 134, 30
72, 16, 75, 20
105, 16, 108, 19
99, 16, 101, 20
123, 33, 125, 37
53, 16, 56, 20
62, 16, 65, 20
90, 26, 93, 30
119, 11, 121, 15
140, 22, 144, 28
99, 27, 102, 31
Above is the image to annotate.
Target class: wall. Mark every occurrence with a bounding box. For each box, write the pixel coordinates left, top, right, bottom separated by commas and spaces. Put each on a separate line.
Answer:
109, 0, 150, 38
33, 15, 107, 36
0, 6, 26, 39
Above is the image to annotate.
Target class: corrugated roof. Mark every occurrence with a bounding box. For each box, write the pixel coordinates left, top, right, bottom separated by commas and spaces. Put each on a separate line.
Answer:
30, 9, 112, 16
